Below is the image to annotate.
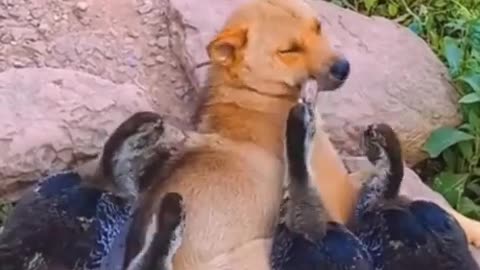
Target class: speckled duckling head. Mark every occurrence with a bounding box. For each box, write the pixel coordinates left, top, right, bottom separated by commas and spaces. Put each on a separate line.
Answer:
360, 123, 404, 200
87, 111, 185, 200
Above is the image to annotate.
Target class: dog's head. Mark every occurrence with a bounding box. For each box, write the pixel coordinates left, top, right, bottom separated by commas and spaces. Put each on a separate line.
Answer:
207, 0, 350, 95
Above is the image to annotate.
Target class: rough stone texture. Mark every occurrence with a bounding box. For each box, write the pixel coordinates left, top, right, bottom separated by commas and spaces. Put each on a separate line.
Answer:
0, 0, 198, 199
0, 0, 196, 126
168, 0, 461, 166
343, 156, 480, 264
0, 68, 154, 200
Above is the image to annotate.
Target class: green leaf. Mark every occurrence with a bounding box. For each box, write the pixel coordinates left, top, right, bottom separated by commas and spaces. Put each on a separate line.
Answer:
468, 110, 480, 134
433, 172, 469, 207
459, 92, 480, 103
443, 37, 463, 75
442, 148, 457, 171
423, 127, 474, 158
458, 140, 474, 160
364, 0, 377, 11
458, 123, 473, 132
457, 197, 480, 219
433, 0, 447, 8
467, 180, 480, 197
387, 3, 399, 17
458, 74, 480, 94
472, 168, 480, 176
408, 19, 423, 35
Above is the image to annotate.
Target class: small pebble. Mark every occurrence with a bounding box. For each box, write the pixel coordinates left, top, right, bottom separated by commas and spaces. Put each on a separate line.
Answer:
127, 30, 140, 38
137, 2, 153, 14
38, 23, 50, 34
143, 57, 156, 67
75, 1, 89, 12
155, 55, 165, 63
156, 36, 169, 48
148, 39, 157, 46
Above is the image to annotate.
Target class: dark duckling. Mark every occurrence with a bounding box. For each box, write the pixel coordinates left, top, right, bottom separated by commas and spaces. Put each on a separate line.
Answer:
124, 192, 185, 270
270, 101, 373, 270
0, 111, 186, 270
352, 123, 479, 270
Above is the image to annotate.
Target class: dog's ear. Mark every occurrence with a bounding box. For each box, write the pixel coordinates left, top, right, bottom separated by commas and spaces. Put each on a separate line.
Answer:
207, 26, 248, 66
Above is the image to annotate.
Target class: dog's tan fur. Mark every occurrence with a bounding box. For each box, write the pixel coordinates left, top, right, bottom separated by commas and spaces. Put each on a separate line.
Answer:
133, 0, 480, 269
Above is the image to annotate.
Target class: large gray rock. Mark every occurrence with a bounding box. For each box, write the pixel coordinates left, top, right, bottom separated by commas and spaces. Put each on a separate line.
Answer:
166, 0, 461, 165
344, 156, 480, 264
0, 68, 154, 200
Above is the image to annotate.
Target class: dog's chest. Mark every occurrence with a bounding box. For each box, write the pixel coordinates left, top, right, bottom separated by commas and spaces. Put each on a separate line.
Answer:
165, 143, 285, 267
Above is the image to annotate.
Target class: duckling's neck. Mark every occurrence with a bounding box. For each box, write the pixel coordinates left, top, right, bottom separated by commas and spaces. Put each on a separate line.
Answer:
355, 149, 404, 218
285, 146, 330, 240
286, 182, 330, 241
76, 157, 139, 199
383, 150, 404, 199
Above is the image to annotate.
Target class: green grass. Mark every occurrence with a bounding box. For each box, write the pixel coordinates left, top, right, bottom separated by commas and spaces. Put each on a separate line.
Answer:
331, 0, 480, 219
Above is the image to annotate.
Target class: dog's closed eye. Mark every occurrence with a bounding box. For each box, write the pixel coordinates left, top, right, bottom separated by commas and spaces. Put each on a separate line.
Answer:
278, 42, 303, 54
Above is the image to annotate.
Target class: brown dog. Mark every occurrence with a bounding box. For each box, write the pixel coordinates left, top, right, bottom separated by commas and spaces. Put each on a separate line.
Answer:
126, 0, 480, 269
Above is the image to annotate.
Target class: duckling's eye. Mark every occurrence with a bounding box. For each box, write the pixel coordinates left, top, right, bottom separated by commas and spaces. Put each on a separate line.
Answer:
278, 43, 303, 54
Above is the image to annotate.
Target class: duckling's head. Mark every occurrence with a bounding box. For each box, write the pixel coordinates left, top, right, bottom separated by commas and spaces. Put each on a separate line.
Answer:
361, 123, 401, 166
99, 112, 185, 200
360, 123, 404, 198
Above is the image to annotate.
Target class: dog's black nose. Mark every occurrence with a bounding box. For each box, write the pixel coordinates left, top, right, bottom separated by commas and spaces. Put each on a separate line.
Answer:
329, 58, 350, 81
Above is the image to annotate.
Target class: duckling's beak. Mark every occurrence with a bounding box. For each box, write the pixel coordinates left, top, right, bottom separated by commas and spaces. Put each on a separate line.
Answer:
299, 79, 318, 105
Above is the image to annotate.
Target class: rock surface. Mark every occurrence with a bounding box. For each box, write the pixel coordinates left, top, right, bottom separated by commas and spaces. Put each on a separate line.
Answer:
168, 0, 461, 165
0, 68, 154, 200
0, 0, 197, 199
0, 0, 196, 127
343, 156, 480, 264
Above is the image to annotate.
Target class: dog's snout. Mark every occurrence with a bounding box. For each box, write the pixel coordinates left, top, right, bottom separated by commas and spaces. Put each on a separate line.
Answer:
329, 58, 350, 81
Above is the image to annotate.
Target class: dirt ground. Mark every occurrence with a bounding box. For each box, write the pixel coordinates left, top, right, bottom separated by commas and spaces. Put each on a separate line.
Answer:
0, 0, 196, 126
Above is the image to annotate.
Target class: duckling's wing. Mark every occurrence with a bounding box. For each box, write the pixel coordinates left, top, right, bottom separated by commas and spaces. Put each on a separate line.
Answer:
409, 200, 479, 270
319, 223, 373, 270
1, 171, 81, 228
0, 172, 84, 269
0, 171, 131, 270
359, 203, 476, 270
409, 200, 466, 244
355, 205, 433, 270
97, 217, 132, 270
75, 192, 131, 270
271, 223, 373, 270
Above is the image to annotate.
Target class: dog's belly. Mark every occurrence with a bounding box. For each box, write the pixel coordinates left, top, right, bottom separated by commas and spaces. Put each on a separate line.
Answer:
196, 238, 273, 270
162, 143, 284, 269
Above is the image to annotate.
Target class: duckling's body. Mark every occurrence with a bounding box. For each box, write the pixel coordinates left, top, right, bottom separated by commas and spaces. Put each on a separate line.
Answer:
270, 101, 373, 270
0, 112, 186, 270
0, 171, 131, 270
353, 123, 479, 270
